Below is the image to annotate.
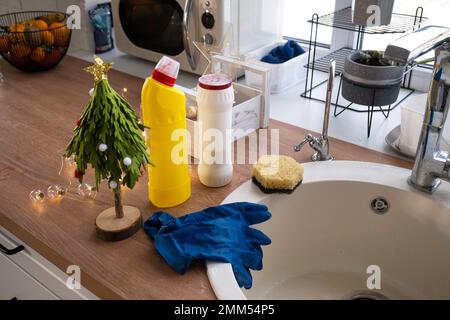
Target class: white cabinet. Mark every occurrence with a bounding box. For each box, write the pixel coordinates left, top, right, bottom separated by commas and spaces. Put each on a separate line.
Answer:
0, 253, 58, 300
0, 226, 98, 300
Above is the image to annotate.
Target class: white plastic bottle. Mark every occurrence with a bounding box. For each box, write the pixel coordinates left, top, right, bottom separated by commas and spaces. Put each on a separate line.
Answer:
197, 74, 235, 187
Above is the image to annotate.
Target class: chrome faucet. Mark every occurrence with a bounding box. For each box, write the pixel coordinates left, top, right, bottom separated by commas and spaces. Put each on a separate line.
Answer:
408, 45, 450, 192
384, 25, 450, 193
293, 60, 335, 161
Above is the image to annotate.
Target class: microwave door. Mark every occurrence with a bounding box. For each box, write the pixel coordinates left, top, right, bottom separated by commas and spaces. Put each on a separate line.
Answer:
119, 0, 184, 56
182, 0, 197, 70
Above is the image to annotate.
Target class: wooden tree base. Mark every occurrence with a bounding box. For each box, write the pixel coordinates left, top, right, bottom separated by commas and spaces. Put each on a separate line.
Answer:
95, 206, 142, 241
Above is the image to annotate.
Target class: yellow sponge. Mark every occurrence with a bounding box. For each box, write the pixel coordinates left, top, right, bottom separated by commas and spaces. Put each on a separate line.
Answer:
252, 155, 304, 194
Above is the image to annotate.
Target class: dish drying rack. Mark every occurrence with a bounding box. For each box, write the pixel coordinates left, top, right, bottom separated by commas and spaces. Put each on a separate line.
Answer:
301, 6, 427, 137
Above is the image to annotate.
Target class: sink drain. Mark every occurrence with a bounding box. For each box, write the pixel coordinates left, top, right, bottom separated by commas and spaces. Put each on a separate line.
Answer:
342, 290, 389, 300
371, 197, 389, 214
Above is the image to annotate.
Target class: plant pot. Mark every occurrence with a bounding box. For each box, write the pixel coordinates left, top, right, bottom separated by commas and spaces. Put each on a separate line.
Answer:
353, 0, 395, 26
342, 51, 404, 106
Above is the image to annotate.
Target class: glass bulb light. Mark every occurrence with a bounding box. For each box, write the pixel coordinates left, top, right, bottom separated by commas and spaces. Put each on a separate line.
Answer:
47, 185, 66, 200
30, 189, 45, 203
77, 183, 97, 200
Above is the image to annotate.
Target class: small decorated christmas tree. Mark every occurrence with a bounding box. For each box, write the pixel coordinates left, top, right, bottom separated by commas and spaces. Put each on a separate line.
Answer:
66, 56, 152, 241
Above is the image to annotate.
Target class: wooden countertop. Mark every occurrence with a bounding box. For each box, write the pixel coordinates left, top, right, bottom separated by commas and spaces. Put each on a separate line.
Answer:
0, 56, 412, 300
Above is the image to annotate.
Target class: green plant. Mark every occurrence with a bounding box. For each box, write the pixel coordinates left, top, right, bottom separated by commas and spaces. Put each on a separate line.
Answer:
355, 50, 390, 66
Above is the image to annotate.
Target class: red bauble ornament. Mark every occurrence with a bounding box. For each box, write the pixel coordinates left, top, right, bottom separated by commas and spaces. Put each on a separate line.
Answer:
76, 119, 81, 127
74, 170, 83, 179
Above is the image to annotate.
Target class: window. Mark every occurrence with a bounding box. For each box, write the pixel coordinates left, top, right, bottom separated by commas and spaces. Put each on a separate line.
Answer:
282, 0, 337, 45
395, 0, 450, 26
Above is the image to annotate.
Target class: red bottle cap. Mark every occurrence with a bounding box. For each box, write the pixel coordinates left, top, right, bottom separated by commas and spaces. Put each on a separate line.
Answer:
198, 74, 232, 90
151, 56, 180, 87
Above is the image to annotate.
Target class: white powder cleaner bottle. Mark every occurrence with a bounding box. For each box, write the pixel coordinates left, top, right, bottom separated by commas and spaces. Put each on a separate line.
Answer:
197, 74, 235, 187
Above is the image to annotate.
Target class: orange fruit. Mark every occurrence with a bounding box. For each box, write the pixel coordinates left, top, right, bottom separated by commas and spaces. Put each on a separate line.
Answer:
9, 23, 25, 42
41, 30, 54, 46
10, 23, 25, 32
30, 47, 46, 62
24, 25, 41, 48
0, 35, 10, 53
31, 19, 48, 30
38, 48, 61, 67
11, 42, 31, 57
49, 22, 69, 47
49, 22, 64, 29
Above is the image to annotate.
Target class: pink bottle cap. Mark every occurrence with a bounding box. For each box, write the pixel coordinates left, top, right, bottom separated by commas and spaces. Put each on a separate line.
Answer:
198, 74, 232, 90
151, 56, 180, 87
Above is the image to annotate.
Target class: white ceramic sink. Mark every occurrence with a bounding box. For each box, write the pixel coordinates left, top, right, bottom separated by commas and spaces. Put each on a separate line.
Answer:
206, 161, 450, 300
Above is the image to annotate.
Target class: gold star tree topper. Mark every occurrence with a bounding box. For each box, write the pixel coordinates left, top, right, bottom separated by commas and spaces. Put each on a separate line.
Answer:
84, 55, 113, 84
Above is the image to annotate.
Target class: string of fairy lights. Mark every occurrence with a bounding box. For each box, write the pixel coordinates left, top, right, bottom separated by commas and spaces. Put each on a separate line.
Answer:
29, 154, 98, 204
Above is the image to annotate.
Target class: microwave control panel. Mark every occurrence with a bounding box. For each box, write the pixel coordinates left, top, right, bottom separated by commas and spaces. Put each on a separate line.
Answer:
198, 0, 223, 46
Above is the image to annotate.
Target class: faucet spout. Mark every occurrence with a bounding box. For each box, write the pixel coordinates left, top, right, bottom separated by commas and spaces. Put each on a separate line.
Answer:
293, 60, 335, 161
322, 60, 335, 139
384, 25, 450, 66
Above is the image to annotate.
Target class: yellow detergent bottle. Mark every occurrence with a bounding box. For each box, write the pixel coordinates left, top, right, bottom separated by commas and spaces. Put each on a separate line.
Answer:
141, 56, 191, 208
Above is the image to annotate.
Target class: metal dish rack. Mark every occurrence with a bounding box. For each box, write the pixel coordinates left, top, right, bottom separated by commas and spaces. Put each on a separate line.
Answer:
301, 6, 427, 137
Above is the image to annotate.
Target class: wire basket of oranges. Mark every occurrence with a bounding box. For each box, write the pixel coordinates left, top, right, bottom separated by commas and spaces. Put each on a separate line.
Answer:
0, 11, 72, 72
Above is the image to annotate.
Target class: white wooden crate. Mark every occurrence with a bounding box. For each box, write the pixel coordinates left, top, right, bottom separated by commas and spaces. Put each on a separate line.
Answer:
182, 55, 271, 159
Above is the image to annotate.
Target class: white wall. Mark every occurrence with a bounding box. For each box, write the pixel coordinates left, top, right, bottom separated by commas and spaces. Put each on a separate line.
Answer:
0, 0, 23, 13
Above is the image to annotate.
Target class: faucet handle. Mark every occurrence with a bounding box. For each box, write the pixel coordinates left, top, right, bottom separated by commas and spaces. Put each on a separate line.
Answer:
293, 134, 314, 152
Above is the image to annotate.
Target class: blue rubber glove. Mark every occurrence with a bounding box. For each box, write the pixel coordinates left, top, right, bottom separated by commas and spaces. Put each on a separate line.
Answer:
144, 202, 271, 289
145, 202, 270, 235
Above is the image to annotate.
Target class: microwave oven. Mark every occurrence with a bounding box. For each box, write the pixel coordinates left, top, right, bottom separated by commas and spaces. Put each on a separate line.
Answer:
111, 0, 282, 74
